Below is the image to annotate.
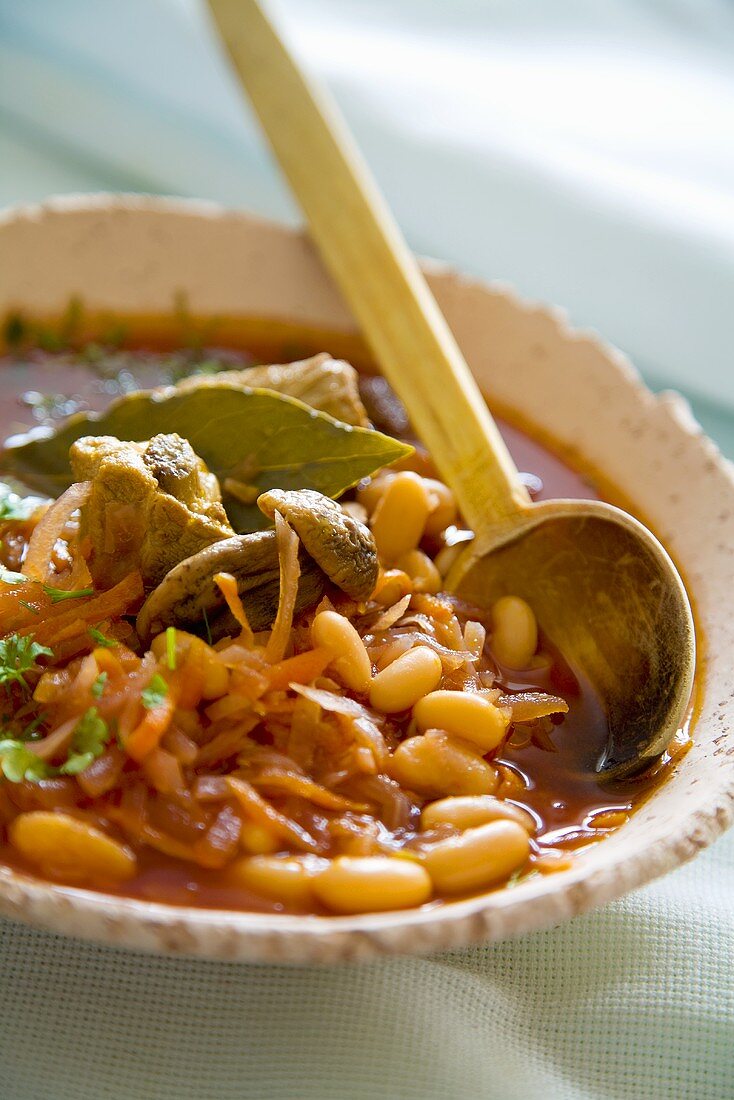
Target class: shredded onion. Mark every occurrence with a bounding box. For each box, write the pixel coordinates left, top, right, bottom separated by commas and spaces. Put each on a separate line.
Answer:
498, 691, 570, 722
76, 747, 125, 797
291, 683, 375, 718
193, 776, 230, 802
27, 717, 78, 762
389, 632, 474, 671
346, 774, 416, 832
369, 594, 411, 632
265, 512, 300, 663
226, 776, 320, 853
463, 620, 486, 660
23, 481, 91, 585
249, 768, 370, 812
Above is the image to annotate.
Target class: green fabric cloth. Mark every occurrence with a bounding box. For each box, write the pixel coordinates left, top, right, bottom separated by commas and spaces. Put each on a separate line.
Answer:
2, 831, 731, 1100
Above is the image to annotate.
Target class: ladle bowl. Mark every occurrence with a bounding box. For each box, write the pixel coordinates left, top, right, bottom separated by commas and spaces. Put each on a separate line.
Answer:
451, 499, 694, 778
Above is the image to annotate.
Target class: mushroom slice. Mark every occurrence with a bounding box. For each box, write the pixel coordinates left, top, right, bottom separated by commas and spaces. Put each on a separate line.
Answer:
136, 531, 325, 644
257, 489, 378, 601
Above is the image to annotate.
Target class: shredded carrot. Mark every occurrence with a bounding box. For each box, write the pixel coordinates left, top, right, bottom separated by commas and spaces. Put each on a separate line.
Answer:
264, 648, 332, 692
226, 776, 321, 853
195, 716, 260, 768
138, 824, 200, 864
18, 572, 144, 648
192, 804, 243, 868
124, 693, 176, 763
249, 768, 370, 812
214, 571, 254, 646
142, 748, 184, 795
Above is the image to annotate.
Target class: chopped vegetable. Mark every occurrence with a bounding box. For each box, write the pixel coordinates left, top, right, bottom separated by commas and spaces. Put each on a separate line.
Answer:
0, 741, 52, 782
0, 634, 53, 692
43, 585, 94, 604
91, 672, 108, 699
88, 625, 116, 648
141, 674, 169, 711
60, 708, 109, 775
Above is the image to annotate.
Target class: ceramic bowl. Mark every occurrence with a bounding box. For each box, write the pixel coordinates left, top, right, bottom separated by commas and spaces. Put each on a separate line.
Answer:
0, 195, 731, 962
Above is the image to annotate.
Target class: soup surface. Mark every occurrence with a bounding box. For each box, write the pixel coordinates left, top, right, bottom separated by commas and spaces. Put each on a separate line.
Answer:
0, 333, 690, 914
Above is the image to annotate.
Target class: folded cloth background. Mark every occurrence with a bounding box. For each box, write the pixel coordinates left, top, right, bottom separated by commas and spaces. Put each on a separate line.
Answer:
0, 1, 733, 1098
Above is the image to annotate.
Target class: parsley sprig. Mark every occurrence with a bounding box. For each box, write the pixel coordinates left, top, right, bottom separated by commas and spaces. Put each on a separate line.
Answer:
0, 707, 110, 783
59, 708, 109, 775
0, 741, 52, 782
88, 626, 116, 649
43, 584, 94, 604
0, 634, 53, 693
142, 674, 168, 711
0, 567, 93, 604
91, 672, 108, 699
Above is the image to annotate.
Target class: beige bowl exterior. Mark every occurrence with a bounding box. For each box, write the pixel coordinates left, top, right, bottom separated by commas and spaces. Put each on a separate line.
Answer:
0, 194, 731, 963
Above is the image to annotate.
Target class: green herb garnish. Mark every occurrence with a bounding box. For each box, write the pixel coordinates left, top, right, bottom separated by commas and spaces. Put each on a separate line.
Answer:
141, 674, 168, 711
4, 312, 27, 348
91, 672, 108, 699
202, 606, 212, 647
0, 740, 52, 782
0, 635, 53, 693
0, 706, 109, 784
43, 584, 94, 604
0, 484, 43, 523
0, 567, 93, 604
88, 625, 117, 649
59, 707, 109, 775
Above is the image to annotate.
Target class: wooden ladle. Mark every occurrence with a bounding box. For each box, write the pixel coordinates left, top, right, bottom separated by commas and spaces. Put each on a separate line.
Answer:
207, 0, 695, 778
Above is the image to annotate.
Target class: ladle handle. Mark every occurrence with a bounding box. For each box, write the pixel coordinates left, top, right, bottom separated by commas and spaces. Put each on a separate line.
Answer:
207, 0, 532, 533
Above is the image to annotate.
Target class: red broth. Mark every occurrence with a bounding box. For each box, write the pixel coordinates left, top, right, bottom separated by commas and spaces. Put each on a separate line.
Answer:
0, 341, 689, 911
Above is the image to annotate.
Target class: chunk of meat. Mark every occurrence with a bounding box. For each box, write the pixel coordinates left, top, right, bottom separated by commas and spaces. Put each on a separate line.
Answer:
177, 353, 369, 427
70, 433, 233, 589
137, 488, 379, 643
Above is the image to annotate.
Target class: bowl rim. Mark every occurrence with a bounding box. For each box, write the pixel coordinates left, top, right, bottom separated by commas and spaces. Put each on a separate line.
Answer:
0, 193, 731, 963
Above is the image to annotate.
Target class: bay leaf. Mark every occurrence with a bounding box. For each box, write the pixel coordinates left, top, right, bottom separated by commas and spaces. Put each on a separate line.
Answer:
1, 385, 412, 532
